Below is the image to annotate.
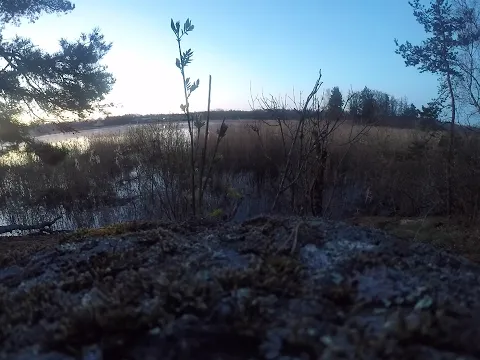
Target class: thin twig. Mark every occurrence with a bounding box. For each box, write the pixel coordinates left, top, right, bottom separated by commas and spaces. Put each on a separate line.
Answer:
198, 74, 212, 213
277, 221, 304, 255
271, 71, 323, 211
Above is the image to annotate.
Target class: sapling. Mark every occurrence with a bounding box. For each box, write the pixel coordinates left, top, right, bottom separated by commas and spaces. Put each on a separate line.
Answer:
170, 18, 228, 217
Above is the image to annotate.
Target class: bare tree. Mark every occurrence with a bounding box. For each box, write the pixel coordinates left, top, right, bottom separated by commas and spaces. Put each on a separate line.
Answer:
452, 0, 480, 123
248, 71, 370, 217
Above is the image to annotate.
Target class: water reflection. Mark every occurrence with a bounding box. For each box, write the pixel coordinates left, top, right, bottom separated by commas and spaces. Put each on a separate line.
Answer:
37, 123, 183, 146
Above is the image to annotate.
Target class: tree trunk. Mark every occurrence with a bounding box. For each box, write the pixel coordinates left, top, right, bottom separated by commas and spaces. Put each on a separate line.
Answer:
446, 72, 456, 219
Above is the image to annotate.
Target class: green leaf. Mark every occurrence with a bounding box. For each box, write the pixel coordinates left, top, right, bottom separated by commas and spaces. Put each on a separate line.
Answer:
189, 79, 199, 93
182, 19, 195, 33
170, 19, 177, 34
175, 58, 181, 69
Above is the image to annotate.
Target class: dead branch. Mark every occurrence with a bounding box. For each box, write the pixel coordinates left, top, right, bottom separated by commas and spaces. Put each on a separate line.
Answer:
271, 71, 323, 211
0, 216, 61, 235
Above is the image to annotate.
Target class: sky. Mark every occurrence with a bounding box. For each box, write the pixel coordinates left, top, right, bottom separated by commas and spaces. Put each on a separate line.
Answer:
3, 0, 440, 117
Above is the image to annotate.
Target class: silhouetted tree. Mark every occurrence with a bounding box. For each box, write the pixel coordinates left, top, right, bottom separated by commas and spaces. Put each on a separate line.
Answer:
389, 96, 399, 116
420, 101, 443, 120
418, 100, 444, 129
326, 86, 343, 120
348, 90, 362, 121
375, 92, 390, 117
0, 0, 115, 164
359, 87, 377, 123
402, 103, 419, 118
395, 0, 480, 216
373, 91, 402, 118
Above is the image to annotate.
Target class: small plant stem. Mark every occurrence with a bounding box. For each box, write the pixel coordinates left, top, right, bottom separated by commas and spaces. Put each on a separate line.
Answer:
204, 117, 226, 193
199, 75, 212, 213
176, 35, 196, 216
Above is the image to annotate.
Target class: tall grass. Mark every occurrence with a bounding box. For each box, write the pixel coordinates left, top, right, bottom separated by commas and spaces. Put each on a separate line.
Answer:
1, 118, 479, 230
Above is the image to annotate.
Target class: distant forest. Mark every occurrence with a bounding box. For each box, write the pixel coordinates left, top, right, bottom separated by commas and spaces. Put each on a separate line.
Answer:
29, 85, 451, 135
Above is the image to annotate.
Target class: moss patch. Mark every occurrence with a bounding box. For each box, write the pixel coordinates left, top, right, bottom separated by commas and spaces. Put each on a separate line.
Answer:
2, 216, 480, 359
350, 216, 480, 263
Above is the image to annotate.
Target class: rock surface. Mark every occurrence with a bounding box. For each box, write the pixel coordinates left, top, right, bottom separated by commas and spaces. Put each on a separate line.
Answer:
1, 215, 480, 359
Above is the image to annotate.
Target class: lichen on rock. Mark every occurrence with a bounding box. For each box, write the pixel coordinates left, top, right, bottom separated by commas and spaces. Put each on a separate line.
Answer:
0, 215, 480, 359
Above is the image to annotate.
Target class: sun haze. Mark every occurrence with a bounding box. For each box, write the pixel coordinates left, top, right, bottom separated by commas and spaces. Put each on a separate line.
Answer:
2, 0, 439, 118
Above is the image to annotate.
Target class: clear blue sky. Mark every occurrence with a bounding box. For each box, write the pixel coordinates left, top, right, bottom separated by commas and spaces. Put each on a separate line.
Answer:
4, 0, 439, 117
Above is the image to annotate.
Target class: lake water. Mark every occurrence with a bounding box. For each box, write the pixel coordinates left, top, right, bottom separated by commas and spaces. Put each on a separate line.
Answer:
36, 123, 178, 145
35, 119, 243, 145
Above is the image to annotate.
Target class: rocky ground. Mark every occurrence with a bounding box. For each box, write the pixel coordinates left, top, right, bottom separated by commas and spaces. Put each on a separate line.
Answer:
1, 215, 480, 360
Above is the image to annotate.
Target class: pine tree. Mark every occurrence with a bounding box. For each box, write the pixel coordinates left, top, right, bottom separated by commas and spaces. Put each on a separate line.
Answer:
0, 0, 115, 164
326, 86, 343, 120
395, 0, 479, 217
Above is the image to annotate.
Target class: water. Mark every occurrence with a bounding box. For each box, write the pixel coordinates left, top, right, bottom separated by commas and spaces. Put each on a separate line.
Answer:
35, 119, 234, 146
36, 122, 185, 146
0, 172, 273, 234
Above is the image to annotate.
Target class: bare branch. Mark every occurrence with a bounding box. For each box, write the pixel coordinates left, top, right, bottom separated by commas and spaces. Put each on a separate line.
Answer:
0, 216, 61, 235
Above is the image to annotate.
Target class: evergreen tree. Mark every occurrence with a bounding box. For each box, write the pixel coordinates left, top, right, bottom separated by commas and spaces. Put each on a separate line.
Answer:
420, 101, 443, 120
0, 0, 115, 164
402, 103, 419, 118
395, 0, 480, 216
326, 86, 343, 120
359, 87, 377, 122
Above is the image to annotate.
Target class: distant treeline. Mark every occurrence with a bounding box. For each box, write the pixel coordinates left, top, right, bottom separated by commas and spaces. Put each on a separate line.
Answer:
29, 85, 453, 135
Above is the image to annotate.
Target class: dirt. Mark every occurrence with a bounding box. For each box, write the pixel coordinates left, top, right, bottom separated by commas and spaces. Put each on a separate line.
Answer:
1, 215, 480, 359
